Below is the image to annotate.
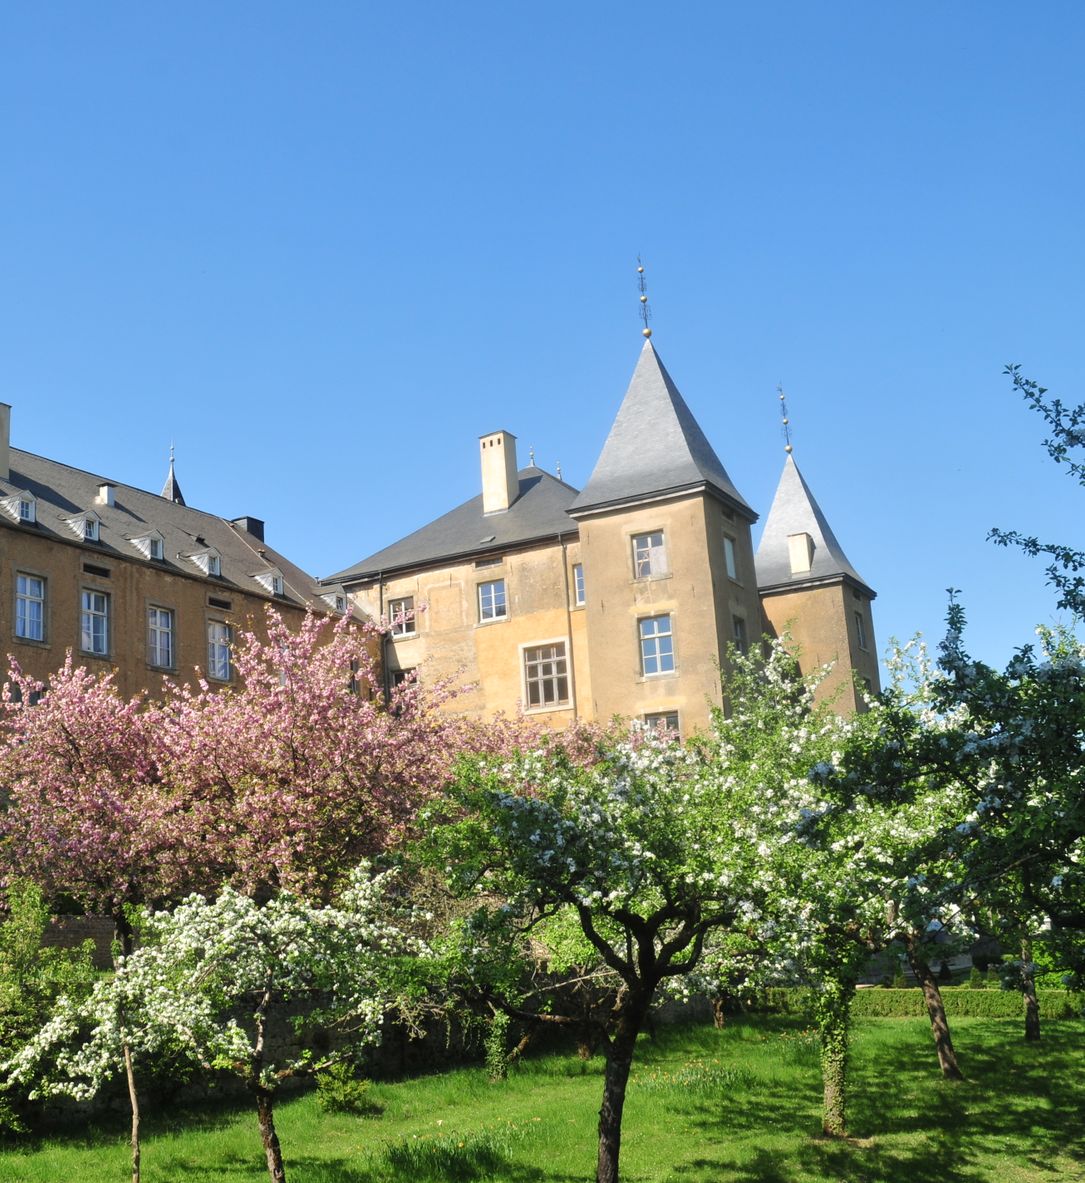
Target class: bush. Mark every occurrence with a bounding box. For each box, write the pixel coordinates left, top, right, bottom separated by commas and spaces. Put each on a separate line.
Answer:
315, 1063, 383, 1116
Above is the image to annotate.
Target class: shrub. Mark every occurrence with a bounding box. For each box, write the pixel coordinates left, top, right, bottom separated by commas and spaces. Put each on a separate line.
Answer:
753, 986, 1082, 1020
315, 1063, 382, 1116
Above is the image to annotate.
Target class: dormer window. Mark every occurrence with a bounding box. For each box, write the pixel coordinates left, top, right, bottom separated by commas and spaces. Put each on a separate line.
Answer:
186, 547, 222, 578
131, 531, 166, 562
64, 511, 101, 543
1, 492, 36, 525
254, 567, 285, 596
321, 586, 350, 614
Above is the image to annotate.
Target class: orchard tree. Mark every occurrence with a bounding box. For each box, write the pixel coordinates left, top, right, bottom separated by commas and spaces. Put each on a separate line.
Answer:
154, 609, 505, 898
934, 602, 1085, 1006
423, 729, 777, 1183
5, 864, 418, 1183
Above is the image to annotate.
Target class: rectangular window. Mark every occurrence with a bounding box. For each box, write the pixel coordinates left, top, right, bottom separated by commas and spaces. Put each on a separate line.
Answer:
81, 590, 109, 655
639, 615, 675, 676
573, 563, 585, 606
15, 574, 45, 641
149, 537, 164, 560
644, 710, 680, 735
732, 614, 748, 654
388, 596, 415, 636
632, 531, 667, 579
478, 579, 507, 622
18, 499, 35, 523
207, 554, 221, 577
855, 610, 868, 650
723, 535, 738, 581
208, 621, 232, 680
83, 519, 99, 542
523, 642, 570, 708
147, 607, 174, 669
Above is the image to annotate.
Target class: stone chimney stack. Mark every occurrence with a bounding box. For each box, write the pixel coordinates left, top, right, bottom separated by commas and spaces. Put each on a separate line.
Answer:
479, 430, 518, 514
0, 403, 9, 482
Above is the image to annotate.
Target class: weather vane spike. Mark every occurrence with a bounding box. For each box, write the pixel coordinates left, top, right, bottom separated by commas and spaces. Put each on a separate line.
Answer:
556, 460, 563, 481
529, 445, 536, 467
777, 383, 793, 454
637, 256, 652, 338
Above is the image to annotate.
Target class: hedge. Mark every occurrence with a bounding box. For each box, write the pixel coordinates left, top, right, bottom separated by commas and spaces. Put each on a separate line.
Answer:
754, 986, 1082, 1020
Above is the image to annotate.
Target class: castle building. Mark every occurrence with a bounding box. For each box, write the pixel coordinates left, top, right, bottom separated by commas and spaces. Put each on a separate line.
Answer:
327, 339, 880, 733
0, 403, 338, 699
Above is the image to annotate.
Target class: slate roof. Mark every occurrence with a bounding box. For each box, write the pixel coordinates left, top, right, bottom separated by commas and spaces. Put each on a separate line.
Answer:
325, 467, 579, 584
569, 340, 755, 520
755, 454, 874, 596
1, 448, 331, 611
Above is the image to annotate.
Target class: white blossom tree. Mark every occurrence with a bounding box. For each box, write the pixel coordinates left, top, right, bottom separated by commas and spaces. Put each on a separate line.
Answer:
4, 864, 420, 1183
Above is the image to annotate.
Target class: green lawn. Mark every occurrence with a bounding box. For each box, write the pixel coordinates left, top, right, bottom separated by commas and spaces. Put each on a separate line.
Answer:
1, 1017, 1083, 1182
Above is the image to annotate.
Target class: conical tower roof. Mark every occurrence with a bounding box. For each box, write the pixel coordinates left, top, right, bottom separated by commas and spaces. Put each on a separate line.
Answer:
755, 453, 873, 595
570, 340, 754, 519
160, 448, 185, 506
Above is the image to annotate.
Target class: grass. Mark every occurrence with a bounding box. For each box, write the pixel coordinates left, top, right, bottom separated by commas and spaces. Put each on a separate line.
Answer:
0, 1017, 1083, 1181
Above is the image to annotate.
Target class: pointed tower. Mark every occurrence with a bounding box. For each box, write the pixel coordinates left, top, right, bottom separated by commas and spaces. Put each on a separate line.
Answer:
756, 452, 880, 711
570, 340, 762, 733
161, 446, 186, 506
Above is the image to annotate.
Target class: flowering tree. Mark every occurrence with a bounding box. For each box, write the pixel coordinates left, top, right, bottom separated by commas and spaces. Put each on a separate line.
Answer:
423, 724, 787, 1183
0, 658, 181, 1183
4, 865, 419, 1183
154, 609, 500, 898
934, 602, 1085, 1009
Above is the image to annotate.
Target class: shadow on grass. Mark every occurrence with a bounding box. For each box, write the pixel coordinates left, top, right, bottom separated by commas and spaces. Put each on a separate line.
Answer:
659, 1017, 1085, 1183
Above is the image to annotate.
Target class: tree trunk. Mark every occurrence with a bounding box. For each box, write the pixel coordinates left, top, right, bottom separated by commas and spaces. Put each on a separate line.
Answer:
114, 913, 142, 1183
255, 1087, 287, 1183
597, 1003, 645, 1183
816, 976, 852, 1138
711, 995, 727, 1029
906, 944, 964, 1080
1021, 939, 1041, 1042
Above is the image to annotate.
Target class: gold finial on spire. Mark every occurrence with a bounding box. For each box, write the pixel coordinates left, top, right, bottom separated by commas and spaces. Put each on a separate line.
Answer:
777, 384, 793, 454
637, 256, 652, 338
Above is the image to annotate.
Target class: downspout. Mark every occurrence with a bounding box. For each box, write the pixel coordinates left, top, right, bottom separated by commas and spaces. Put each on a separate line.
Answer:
559, 534, 579, 720
377, 572, 388, 702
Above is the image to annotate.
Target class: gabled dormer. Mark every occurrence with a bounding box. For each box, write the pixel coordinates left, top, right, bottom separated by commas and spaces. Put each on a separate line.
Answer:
1, 490, 36, 525
185, 544, 222, 578
64, 509, 102, 543
130, 529, 166, 562
253, 566, 285, 597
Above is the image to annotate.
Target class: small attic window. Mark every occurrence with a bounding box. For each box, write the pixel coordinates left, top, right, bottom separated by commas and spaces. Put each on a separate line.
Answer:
321, 588, 349, 614
254, 568, 285, 596
1, 493, 36, 524
186, 547, 222, 578
131, 532, 165, 562
64, 511, 102, 543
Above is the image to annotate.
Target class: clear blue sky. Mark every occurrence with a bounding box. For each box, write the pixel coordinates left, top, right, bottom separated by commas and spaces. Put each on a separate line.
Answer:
3, 2, 1082, 671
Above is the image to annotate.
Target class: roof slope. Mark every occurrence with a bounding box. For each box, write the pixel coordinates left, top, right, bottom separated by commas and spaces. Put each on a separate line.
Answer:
2, 449, 328, 610
570, 340, 754, 518
325, 467, 580, 584
755, 454, 873, 595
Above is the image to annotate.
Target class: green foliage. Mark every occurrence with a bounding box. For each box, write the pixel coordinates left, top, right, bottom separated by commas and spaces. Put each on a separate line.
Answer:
967, 966, 984, 989
484, 1011, 510, 1082
0, 883, 95, 1134
314, 1063, 382, 1115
